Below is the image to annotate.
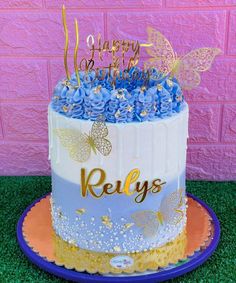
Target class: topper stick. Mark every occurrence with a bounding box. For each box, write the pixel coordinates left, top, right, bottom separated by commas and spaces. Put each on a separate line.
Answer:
62, 5, 70, 80
74, 18, 80, 86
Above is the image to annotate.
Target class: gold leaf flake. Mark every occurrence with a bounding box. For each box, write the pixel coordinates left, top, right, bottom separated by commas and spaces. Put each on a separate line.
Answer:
124, 223, 134, 230
76, 208, 86, 215
101, 215, 113, 229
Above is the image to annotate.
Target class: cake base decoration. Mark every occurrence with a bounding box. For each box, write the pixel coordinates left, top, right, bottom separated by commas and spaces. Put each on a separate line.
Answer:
17, 193, 220, 282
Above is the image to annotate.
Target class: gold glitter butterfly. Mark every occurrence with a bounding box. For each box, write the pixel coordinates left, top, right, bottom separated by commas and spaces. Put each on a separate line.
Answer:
131, 189, 184, 238
55, 117, 112, 162
144, 27, 221, 90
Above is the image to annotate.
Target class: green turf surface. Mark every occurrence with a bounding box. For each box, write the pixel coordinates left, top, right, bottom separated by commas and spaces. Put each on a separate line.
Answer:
0, 177, 235, 283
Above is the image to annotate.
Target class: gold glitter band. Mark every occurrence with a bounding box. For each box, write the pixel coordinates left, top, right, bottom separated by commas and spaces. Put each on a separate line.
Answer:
53, 229, 186, 274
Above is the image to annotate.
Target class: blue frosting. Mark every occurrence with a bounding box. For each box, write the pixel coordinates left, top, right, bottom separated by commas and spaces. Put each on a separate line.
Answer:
51, 67, 185, 123
51, 169, 186, 253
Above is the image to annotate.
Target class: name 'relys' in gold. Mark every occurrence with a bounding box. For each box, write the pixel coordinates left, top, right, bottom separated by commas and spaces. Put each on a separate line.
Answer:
80, 168, 166, 203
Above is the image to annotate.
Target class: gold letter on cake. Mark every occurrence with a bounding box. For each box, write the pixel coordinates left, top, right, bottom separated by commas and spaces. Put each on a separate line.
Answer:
123, 168, 140, 196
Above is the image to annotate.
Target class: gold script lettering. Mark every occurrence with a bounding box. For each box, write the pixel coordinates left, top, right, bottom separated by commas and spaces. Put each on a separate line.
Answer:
123, 168, 140, 196
81, 168, 106, 198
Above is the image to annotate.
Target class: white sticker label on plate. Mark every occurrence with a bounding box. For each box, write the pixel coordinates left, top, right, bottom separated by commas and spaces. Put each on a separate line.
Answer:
110, 255, 134, 269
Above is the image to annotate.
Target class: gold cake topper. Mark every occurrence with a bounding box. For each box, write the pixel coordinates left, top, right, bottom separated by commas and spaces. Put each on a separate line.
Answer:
144, 27, 221, 90
61, 6, 220, 90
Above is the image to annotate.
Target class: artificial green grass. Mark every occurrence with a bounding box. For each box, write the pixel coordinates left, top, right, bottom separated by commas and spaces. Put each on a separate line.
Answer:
0, 177, 235, 283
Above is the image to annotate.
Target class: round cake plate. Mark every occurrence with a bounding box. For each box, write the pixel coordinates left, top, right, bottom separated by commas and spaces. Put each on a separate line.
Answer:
17, 193, 220, 283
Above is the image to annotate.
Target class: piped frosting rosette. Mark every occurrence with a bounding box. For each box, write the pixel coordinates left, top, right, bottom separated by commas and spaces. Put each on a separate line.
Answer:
52, 67, 185, 123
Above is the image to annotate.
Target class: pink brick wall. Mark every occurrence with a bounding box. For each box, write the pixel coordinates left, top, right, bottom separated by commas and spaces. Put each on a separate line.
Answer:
0, 0, 235, 180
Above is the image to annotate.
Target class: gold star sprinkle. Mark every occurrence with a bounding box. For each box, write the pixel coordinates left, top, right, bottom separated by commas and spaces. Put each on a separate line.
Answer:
72, 85, 80, 90
113, 246, 121, 252
62, 79, 70, 86
76, 208, 86, 215
126, 105, 133, 112
167, 79, 173, 87
141, 86, 146, 92
94, 85, 102, 94
124, 223, 134, 230
63, 105, 68, 112
157, 84, 163, 91
101, 215, 113, 229
116, 93, 125, 100
115, 110, 121, 119
116, 89, 127, 100
140, 110, 148, 117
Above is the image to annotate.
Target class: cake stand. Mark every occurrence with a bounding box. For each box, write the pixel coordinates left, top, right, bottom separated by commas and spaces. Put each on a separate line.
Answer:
17, 193, 220, 283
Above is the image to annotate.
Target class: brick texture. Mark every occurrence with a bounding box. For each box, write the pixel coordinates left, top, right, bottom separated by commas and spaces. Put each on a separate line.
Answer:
188, 105, 221, 143
228, 11, 236, 55
0, 2, 235, 180
0, 13, 104, 56
167, 0, 236, 7
0, 142, 49, 175
0, 59, 49, 101
222, 105, 236, 142
1, 104, 48, 141
0, 112, 3, 140
45, 0, 162, 8
107, 11, 225, 54
0, 0, 42, 8
187, 145, 236, 180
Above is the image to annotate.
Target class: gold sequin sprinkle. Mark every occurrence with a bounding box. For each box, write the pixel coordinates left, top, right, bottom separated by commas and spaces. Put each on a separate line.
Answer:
76, 208, 86, 215
141, 86, 146, 92
157, 84, 163, 91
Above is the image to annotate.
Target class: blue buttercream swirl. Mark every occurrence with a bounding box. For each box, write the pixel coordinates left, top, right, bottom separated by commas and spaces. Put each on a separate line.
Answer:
51, 67, 185, 123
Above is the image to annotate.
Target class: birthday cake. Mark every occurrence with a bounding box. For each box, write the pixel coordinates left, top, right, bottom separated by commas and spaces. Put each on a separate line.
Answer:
48, 6, 220, 274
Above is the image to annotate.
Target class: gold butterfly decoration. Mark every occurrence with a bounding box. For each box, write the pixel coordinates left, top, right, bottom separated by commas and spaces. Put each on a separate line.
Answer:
131, 189, 184, 238
55, 117, 112, 162
144, 27, 221, 90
